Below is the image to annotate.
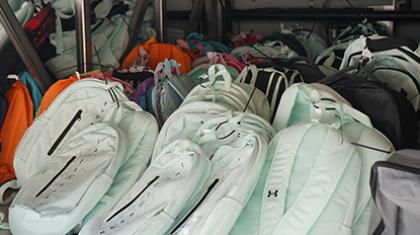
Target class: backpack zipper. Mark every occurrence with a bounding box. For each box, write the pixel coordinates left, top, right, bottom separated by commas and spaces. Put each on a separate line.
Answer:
169, 178, 220, 234
47, 109, 82, 156
35, 156, 77, 197
106, 175, 160, 222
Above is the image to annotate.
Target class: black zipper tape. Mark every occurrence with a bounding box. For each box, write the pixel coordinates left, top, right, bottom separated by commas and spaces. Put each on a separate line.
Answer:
170, 178, 220, 234
36, 156, 76, 197
106, 175, 160, 222
47, 109, 82, 156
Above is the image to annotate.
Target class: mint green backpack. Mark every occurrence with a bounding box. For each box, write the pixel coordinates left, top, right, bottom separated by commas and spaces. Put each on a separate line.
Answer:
232, 83, 393, 235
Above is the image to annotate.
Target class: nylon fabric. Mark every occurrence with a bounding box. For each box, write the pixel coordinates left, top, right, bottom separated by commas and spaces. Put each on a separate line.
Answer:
79, 139, 211, 235
0, 81, 33, 184
10, 123, 128, 235
122, 37, 192, 74
14, 78, 128, 187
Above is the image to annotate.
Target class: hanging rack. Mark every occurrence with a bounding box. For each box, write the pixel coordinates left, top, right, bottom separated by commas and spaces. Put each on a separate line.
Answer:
0, 0, 53, 93
220, 0, 420, 41
226, 8, 420, 21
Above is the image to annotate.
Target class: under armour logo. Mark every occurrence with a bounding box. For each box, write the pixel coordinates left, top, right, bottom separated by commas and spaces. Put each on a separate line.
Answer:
268, 190, 279, 198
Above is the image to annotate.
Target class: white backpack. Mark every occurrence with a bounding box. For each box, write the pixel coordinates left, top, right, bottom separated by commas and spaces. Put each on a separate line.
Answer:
14, 79, 128, 187
78, 101, 159, 229
170, 113, 274, 235
10, 123, 128, 235
79, 139, 211, 235
153, 64, 271, 157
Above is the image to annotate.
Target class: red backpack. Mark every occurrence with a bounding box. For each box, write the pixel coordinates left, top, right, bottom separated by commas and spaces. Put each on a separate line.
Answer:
24, 3, 55, 49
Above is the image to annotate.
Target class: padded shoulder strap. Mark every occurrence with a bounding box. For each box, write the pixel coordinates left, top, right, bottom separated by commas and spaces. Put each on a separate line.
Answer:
270, 125, 360, 235
0, 180, 19, 205
273, 83, 372, 131
272, 84, 300, 131
261, 123, 313, 234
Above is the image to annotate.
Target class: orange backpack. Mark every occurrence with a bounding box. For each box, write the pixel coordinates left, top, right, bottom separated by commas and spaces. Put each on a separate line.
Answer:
0, 81, 33, 184
37, 75, 78, 116
122, 37, 192, 74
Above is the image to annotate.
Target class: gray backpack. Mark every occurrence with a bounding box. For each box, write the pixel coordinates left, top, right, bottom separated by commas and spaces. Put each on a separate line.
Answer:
369, 149, 420, 235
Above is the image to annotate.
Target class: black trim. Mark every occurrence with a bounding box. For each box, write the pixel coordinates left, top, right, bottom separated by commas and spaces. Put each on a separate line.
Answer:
36, 156, 77, 197
372, 219, 385, 235
390, 55, 409, 63
350, 143, 392, 154
47, 109, 82, 156
169, 179, 219, 234
397, 47, 420, 64
105, 175, 160, 222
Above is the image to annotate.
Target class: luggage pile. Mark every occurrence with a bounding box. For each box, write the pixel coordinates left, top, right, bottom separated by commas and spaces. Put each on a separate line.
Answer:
0, 16, 419, 235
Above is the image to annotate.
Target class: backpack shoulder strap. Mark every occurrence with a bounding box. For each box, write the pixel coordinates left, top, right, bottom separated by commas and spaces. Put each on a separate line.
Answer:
265, 124, 361, 235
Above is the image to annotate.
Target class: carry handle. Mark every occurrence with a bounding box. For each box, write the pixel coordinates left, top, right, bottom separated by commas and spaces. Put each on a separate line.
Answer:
237, 64, 258, 85
154, 59, 180, 85
207, 64, 232, 89
208, 52, 227, 65
366, 37, 418, 53
311, 98, 372, 128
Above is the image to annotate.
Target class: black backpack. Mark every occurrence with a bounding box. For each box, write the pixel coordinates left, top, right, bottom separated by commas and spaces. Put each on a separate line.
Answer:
268, 57, 326, 83
319, 73, 418, 150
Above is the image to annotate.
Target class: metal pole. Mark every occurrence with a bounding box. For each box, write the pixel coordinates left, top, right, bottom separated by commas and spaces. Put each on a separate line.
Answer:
221, 0, 233, 42
154, 0, 166, 42
75, 0, 92, 73
186, 0, 205, 34
205, 0, 218, 39
0, 0, 53, 92
121, 0, 151, 61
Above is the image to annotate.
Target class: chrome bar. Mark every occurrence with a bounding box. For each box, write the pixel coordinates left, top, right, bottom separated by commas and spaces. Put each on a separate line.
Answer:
75, 0, 92, 73
154, 0, 166, 41
187, 0, 205, 34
